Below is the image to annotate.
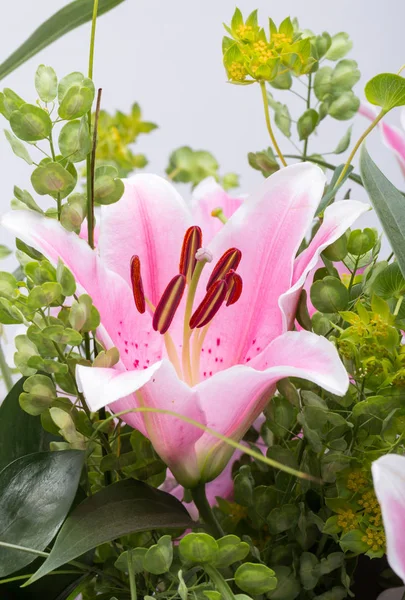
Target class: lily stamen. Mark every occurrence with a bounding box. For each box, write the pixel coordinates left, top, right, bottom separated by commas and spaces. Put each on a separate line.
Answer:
179, 226, 202, 282
206, 247, 242, 290
190, 279, 228, 329
130, 255, 146, 314
153, 274, 186, 334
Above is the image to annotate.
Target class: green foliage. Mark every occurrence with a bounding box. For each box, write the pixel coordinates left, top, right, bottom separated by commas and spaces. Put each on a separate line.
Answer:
365, 73, 405, 112
166, 146, 239, 190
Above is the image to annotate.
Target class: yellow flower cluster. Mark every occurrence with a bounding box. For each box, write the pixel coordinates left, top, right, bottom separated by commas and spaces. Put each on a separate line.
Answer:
361, 527, 385, 552
228, 62, 248, 81
337, 508, 359, 532
359, 490, 381, 517
236, 24, 253, 38
252, 40, 275, 63
272, 32, 292, 46
347, 470, 368, 492
369, 314, 390, 338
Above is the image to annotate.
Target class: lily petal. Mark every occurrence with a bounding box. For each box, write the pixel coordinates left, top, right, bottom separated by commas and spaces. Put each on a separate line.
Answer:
372, 455, 405, 583
197, 163, 326, 377
196, 330, 348, 481
1, 210, 162, 371
280, 199, 369, 329
191, 177, 243, 243
76, 359, 206, 487
98, 174, 192, 305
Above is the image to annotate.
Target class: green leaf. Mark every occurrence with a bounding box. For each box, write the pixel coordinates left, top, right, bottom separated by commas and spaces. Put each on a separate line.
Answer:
365, 73, 405, 112
27, 282, 63, 308
0, 378, 56, 472
0, 244, 12, 259
58, 80, 95, 120
328, 91, 360, 121
325, 33, 353, 61
235, 563, 277, 595
297, 109, 319, 140
35, 65, 57, 102
0, 0, 126, 81
371, 262, 405, 299
300, 552, 320, 590
214, 535, 250, 568
347, 228, 377, 255
339, 529, 369, 554
10, 104, 52, 141
13, 186, 43, 213
333, 126, 352, 154
4, 129, 33, 164
268, 566, 300, 600
360, 145, 405, 278
331, 60, 360, 92
247, 147, 279, 177
58, 118, 91, 163
179, 533, 218, 564
27, 479, 192, 583
0, 450, 84, 577
56, 258, 76, 296
94, 165, 125, 205
310, 276, 349, 313
143, 535, 173, 574
19, 374, 57, 416
268, 504, 299, 533
31, 161, 76, 198
41, 325, 82, 346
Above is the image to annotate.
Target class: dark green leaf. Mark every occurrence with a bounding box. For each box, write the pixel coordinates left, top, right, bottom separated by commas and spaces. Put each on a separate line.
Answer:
0, 450, 84, 576
0, 0, 126, 81
0, 378, 56, 471
27, 479, 192, 583
360, 145, 405, 277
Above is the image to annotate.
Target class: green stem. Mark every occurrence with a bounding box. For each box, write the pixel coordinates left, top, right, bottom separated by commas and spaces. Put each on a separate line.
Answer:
335, 109, 386, 188
0, 341, 13, 392
283, 154, 363, 186
191, 483, 224, 538
394, 295, 404, 316
0, 540, 48, 558
0, 571, 83, 585
259, 81, 287, 167
203, 564, 236, 600
86, 0, 99, 249
48, 133, 61, 220
167, 166, 182, 180
302, 73, 312, 160
128, 551, 137, 600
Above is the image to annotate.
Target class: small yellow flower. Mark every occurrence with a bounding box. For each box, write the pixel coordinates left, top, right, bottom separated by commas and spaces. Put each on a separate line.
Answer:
252, 40, 275, 63
361, 527, 385, 552
272, 32, 292, 46
337, 508, 359, 532
236, 24, 253, 38
347, 470, 368, 492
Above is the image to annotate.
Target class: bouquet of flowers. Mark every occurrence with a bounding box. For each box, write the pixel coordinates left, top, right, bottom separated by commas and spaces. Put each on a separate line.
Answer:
1, 2, 405, 599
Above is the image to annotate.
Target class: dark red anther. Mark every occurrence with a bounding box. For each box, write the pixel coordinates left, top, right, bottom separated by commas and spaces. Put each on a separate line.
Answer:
179, 226, 203, 281
190, 279, 228, 329
130, 255, 146, 314
225, 270, 243, 306
153, 274, 186, 334
206, 247, 242, 290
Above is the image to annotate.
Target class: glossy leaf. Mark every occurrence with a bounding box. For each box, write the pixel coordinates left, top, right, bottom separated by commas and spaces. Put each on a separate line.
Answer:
0, 450, 84, 576
27, 479, 192, 583
360, 145, 405, 277
0, 0, 126, 81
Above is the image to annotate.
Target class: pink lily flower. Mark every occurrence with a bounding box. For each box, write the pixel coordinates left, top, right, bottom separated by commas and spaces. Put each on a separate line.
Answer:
372, 455, 405, 582
2, 163, 367, 487
359, 104, 405, 177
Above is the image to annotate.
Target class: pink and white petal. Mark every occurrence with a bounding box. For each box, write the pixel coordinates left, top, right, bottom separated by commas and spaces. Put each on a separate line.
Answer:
2, 210, 162, 371
79, 220, 100, 246
191, 177, 243, 243
280, 200, 368, 329
372, 455, 405, 583
77, 360, 206, 487
195, 330, 348, 482
196, 163, 326, 378
98, 174, 192, 305
358, 103, 378, 121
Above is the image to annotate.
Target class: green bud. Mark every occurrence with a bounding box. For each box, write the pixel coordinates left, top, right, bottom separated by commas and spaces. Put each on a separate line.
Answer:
94, 165, 125, 205
347, 228, 377, 255
10, 104, 52, 141
310, 276, 349, 313
235, 563, 277, 595
179, 533, 218, 564
19, 374, 56, 416
58, 117, 91, 163
325, 32, 353, 61
297, 109, 319, 140
322, 233, 348, 261
35, 65, 58, 103
328, 91, 360, 120
31, 161, 76, 198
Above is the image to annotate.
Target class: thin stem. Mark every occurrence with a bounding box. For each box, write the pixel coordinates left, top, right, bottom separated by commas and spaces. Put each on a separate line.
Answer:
49, 133, 61, 220
335, 109, 386, 188
0, 341, 13, 392
167, 166, 182, 180
128, 551, 137, 600
191, 483, 225, 538
86, 0, 100, 249
0, 540, 48, 558
0, 571, 83, 585
259, 81, 287, 167
302, 73, 312, 160
394, 295, 404, 316
87, 88, 102, 249
283, 154, 363, 186
203, 565, 236, 600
